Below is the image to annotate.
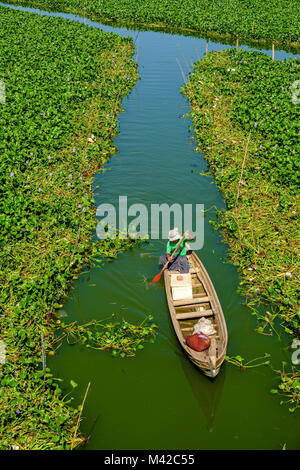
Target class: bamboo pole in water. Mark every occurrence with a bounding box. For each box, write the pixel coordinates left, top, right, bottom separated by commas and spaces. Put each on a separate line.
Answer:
272, 44, 275, 60
236, 38, 239, 51
71, 382, 91, 450
176, 57, 187, 84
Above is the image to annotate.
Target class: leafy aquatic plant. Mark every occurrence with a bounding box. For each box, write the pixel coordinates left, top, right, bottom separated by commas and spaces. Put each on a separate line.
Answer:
225, 353, 271, 370
184, 49, 300, 338
270, 363, 300, 413
0, 5, 138, 450
7, 0, 300, 49
53, 316, 158, 358
185, 51, 299, 414
92, 226, 149, 262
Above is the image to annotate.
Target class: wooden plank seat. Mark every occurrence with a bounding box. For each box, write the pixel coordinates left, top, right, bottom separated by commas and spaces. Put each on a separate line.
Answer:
176, 309, 213, 320
193, 292, 208, 298
173, 296, 209, 307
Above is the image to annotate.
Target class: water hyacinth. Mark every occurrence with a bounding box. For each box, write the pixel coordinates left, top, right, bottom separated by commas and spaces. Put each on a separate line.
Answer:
8, 1, 300, 48
184, 47, 300, 360
0, 4, 139, 451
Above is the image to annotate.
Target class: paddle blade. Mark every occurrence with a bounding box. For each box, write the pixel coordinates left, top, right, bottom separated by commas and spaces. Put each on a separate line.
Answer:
151, 272, 162, 283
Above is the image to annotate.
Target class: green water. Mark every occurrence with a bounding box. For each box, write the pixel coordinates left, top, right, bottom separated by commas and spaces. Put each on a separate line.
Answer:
3, 2, 300, 449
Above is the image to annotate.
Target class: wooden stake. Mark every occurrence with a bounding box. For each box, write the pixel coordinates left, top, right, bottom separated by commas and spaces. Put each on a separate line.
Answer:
205, 43, 208, 56
272, 44, 275, 60
252, 21, 254, 33
235, 133, 251, 208
250, 215, 257, 270
236, 38, 239, 51
71, 382, 91, 450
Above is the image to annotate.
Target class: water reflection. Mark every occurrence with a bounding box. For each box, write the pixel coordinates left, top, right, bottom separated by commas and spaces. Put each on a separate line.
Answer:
179, 354, 226, 432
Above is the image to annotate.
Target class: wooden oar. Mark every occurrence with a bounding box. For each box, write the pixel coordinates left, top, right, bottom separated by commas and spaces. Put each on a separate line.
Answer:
152, 234, 186, 283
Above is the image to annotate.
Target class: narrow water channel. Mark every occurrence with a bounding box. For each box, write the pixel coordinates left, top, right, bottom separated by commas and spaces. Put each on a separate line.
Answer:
3, 2, 300, 449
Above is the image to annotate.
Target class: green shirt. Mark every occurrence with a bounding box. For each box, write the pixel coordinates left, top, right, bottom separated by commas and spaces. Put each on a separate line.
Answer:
166, 237, 189, 257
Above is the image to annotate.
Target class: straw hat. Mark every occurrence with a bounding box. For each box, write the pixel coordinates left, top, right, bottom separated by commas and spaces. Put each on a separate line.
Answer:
168, 227, 181, 242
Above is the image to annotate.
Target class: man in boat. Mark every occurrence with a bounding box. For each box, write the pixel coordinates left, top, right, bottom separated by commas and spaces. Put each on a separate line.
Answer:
159, 228, 194, 274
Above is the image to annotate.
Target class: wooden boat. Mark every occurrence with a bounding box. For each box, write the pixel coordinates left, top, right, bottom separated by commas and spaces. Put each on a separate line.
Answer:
164, 251, 228, 378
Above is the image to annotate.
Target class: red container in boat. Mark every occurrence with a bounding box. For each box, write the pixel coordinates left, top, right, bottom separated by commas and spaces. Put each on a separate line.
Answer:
186, 332, 210, 352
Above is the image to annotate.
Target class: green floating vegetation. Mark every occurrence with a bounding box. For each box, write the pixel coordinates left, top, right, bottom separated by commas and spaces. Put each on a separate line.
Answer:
53, 316, 158, 358
93, 236, 144, 260
0, 362, 83, 450
92, 227, 149, 262
7, 0, 300, 49
183, 49, 300, 340
184, 48, 300, 413
0, 6, 138, 450
225, 355, 299, 413
225, 353, 271, 370
271, 363, 300, 413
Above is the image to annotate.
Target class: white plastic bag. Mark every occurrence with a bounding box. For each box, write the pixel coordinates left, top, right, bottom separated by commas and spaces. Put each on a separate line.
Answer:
193, 317, 216, 336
